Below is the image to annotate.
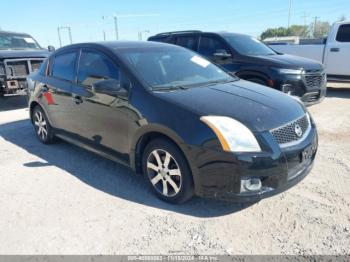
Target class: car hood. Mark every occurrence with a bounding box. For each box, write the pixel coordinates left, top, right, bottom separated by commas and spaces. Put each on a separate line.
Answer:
154, 80, 306, 132
0, 49, 49, 59
252, 53, 323, 70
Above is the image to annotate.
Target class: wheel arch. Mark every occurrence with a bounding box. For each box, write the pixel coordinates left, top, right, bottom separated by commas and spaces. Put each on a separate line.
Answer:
130, 124, 200, 190
29, 101, 54, 126
236, 70, 272, 86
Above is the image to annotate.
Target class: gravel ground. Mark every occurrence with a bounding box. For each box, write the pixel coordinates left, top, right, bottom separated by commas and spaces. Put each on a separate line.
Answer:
0, 89, 349, 255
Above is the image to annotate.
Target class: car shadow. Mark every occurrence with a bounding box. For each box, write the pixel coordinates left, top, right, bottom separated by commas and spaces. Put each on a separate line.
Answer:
326, 87, 350, 99
0, 119, 254, 217
0, 94, 28, 111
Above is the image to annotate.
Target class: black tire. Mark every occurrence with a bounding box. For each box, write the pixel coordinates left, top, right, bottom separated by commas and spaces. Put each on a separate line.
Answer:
142, 138, 194, 204
31, 106, 55, 144
246, 77, 268, 86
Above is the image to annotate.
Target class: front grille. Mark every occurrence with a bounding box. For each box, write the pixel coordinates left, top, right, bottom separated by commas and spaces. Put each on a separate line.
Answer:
4, 58, 44, 79
8, 61, 28, 76
270, 115, 310, 146
304, 70, 326, 89
303, 91, 320, 103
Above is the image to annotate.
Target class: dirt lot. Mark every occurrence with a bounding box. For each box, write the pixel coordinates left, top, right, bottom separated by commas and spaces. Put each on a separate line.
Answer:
0, 89, 349, 255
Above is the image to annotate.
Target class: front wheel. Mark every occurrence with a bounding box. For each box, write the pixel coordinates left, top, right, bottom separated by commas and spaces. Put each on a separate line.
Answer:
32, 106, 55, 144
142, 138, 194, 204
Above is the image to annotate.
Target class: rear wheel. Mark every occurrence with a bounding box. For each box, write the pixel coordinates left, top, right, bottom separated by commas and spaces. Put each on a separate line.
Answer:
32, 106, 55, 144
142, 138, 194, 204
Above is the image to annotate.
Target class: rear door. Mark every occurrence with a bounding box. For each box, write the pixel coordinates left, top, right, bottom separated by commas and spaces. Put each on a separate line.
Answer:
174, 35, 199, 51
325, 23, 350, 76
44, 50, 78, 131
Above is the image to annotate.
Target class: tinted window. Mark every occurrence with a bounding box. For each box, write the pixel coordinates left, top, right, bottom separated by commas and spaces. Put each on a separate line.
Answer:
52, 52, 77, 81
176, 36, 196, 50
78, 51, 119, 87
198, 36, 230, 57
336, 24, 350, 42
223, 34, 276, 56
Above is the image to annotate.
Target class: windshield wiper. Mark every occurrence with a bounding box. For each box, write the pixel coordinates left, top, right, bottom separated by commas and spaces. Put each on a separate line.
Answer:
194, 78, 238, 87
152, 84, 189, 91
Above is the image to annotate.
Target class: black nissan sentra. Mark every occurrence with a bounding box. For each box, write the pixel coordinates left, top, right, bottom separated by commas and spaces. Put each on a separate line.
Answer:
27, 41, 318, 204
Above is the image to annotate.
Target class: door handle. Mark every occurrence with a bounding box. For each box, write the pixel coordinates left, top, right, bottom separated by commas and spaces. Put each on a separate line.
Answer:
330, 47, 340, 52
73, 95, 83, 104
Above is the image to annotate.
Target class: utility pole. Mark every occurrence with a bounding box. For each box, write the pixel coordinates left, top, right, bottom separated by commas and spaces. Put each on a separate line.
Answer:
57, 26, 72, 47
301, 13, 308, 27
57, 27, 62, 47
287, 0, 292, 28
138, 30, 150, 41
113, 16, 119, 40
103, 13, 159, 41
313, 16, 320, 37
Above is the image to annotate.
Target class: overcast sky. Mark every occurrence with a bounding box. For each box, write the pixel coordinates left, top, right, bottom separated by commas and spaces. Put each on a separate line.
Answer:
1, 0, 349, 47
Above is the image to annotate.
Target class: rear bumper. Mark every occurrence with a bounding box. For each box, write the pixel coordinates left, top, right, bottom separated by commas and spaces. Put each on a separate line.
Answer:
190, 126, 318, 202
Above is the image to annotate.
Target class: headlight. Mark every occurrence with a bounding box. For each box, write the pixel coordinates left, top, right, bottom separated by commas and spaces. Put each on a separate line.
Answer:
200, 116, 261, 152
275, 68, 303, 75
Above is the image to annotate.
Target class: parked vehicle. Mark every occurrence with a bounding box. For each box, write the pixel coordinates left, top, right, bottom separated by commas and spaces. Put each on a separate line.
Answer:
270, 21, 350, 85
148, 31, 326, 105
0, 30, 53, 96
27, 41, 318, 204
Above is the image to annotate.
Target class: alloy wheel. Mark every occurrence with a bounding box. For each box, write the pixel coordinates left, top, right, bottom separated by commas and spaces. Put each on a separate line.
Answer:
146, 149, 182, 197
34, 111, 48, 140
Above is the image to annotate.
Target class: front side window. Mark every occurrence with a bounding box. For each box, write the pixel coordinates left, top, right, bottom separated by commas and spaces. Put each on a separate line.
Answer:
223, 34, 276, 56
78, 51, 119, 87
119, 47, 235, 90
336, 24, 350, 42
176, 36, 197, 50
51, 51, 77, 81
198, 36, 231, 57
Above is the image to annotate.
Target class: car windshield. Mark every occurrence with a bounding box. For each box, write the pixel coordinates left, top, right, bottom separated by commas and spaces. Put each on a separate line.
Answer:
0, 34, 41, 50
118, 47, 236, 90
223, 34, 276, 56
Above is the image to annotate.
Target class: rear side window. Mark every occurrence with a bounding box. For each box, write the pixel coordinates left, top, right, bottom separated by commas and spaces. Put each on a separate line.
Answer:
176, 36, 197, 50
198, 36, 230, 57
336, 24, 350, 42
51, 51, 77, 81
78, 50, 119, 87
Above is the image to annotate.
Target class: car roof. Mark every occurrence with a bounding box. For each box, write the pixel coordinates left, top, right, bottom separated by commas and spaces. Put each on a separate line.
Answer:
54, 40, 181, 54
0, 30, 32, 37
150, 30, 251, 39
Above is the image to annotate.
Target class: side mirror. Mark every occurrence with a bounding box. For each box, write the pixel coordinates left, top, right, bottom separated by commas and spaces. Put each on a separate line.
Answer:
213, 49, 232, 59
92, 79, 128, 99
48, 45, 55, 52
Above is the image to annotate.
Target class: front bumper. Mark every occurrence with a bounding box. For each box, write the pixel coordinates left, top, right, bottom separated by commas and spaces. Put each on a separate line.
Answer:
191, 125, 318, 202
271, 70, 327, 106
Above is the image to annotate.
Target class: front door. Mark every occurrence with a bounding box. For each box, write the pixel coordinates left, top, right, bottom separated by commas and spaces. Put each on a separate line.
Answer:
325, 23, 350, 76
70, 48, 133, 160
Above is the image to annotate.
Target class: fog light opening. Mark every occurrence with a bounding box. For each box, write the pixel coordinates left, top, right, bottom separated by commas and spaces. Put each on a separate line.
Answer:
240, 178, 262, 193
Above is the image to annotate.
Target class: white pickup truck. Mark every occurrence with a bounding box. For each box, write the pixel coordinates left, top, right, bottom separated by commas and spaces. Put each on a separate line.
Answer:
270, 21, 350, 85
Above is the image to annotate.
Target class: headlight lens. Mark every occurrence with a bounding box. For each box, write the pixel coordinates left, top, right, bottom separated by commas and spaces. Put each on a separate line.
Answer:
275, 68, 303, 75
200, 116, 261, 152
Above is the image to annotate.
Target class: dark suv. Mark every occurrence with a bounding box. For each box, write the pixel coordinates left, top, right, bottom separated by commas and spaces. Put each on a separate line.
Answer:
148, 31, 327, 105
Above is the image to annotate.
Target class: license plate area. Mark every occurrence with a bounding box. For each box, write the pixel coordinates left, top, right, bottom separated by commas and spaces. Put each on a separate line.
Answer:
300, 143, 317, 163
